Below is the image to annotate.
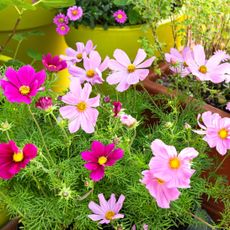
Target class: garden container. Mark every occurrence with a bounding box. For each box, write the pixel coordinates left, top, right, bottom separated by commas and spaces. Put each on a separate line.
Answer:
65, 15, 184, 60
141, 67, 230, 221
0, 4, 68, 68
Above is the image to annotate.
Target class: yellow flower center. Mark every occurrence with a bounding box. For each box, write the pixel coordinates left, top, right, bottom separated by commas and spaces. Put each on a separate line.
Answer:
105, 210, 115, 220
19, 85, 30, 95
76, 102, 87, 112
76, 53, 82, 59
117, 14, 123, 19
198, 65, 207, 74
218, 128, 228, 139
72, 10, 78, 16
61, 26, 66, 31
156, 178, 165, 184
127, 64, 136, 73
13, 152, 24, 162
86, 69, 95, 78
98, 156, 107, 165
169, 157, 181, 169
58, 18, 64, 23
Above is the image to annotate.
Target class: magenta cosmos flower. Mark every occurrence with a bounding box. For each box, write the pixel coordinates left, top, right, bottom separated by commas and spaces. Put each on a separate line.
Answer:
194, 111, 230, 155
81, 141, 124, 181
0, 140, 37, 180
60, 40, 96, 64
53, 13, 68, 25
35, 97, 53, 111
1, 65, 46, 104
42, 53, 67, 72
67, 6, 83, 21
186, 45, 230, 83
69, 51, 109, 85
88, 193, 125, 224
165, 47, 191, 77
149, 139, 198, 188
56, 23, 70, 36
107, 49, 155, 92
59, 78, 100, 133
141, 169, 180, 208
113, 10, 127, 24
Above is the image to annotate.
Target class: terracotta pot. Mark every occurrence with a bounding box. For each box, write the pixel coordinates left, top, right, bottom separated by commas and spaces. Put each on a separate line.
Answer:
142, 66, 230, 221
1, 218, 19, 230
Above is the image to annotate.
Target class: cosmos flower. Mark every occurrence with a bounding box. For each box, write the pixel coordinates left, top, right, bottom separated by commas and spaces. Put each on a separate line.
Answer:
165, 47, 191, 77
67, 6, 83, 21
141, 169, 180, 208
149, 139, 199, 188
0, 65, 46, 104
56, 23, 70, 36
113, 10, 127, 24
113, 101, 122, 117
42, 53, 67, 72
59, 78, 100, 134
35, 97, 53, 111
194, 111, 230, 155
107, 49, 155, 92
120, 114, 137, 128
68, 51, 109, 85
81, 141, 124, 181
60, 40, 96, 64
53, 13, 69, 26
88, 193, 125, 224
0, 140, 37, 180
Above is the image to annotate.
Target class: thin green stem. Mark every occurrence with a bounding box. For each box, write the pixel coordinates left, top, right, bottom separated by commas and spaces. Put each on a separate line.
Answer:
5, 130, 11, 141
140, 83, 159, 108
13, 40, 22, 59
50, 112, 71, 158
27, 105, 54, 164
214, 152, 229, 173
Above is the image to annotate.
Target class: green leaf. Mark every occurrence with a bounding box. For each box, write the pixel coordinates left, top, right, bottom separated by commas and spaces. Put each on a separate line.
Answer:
113, 0, 128, 6
12, 30, 44, 41
127, 8, 142, 25
40, 0, 75, 8
27, 49, 42, 61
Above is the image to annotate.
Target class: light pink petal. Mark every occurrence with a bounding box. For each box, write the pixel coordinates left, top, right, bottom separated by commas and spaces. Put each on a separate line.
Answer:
87, 95, 100, 107
133, 49, 147, 66
108, 194, 116, 209
179, 147, 199, 161
116, 79, 130, 92
193, 45, 206, 66
89, 51, 101, 69
127, 72, 140, 85
113, 49, 131, 66
98, 194, 110, 211
206, 54, 223, 70
106, 71, 125, 85
61, 92, 78, 105
80, 113, 95, 133
99, 56, 109, 72
80, 83, 92, 101
76, 42, 84, 52
113, 214, 124, 219
88, 214, 103, 221
68, 115, 81, 133
135, 69, 149, 81
108, 59, 126, 71
88, 201, 104, 215
114, 194, 125, 213
68, 65, 86, 78
136, 56, 155, 69
216, 142, 227, 156
69, 77, 82, 97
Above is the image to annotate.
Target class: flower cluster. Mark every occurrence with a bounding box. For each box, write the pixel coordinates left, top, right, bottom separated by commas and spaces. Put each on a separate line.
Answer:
194, 111, 230, 155
141, 139, 198, 208
165, 45, 230, 83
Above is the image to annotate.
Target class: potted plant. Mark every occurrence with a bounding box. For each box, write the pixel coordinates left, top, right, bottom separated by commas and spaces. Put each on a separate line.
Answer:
0, 0, 75, 65
54, 0, 184, 59
0, 39, 229, 229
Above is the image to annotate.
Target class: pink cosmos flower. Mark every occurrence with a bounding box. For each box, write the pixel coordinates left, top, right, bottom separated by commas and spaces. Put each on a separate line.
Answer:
113, 101, 122, 117
120, 114, 137, 128
42, 53, 67, 72
67, 6, 83, 21
68, 51, 109, 85
165, 47, 191, 77
149, 139, 199, 188
81, 141, 124, 181
88, 193, 125, 224
56, 24, 70, 36
1, 65, 46, 104
132, 224, 149, 230
35, 97, 53, 111
113, 10, 127, 24
0, 140, 37, 180
226, 102, 230, 111
60, 40, 96, 64
107, 49, 155, 92
141, 169, 180, 208
53, 13, 69, 26
194, 111, 230, 155
59, 78, 100, 133
186, 45, 230, 83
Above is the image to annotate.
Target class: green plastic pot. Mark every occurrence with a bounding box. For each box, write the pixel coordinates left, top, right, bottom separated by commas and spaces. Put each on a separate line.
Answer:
65, 15, 184, 60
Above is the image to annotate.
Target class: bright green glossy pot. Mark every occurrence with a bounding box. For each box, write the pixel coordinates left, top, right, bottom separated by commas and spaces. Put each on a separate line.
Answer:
65, 15, 184, 60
